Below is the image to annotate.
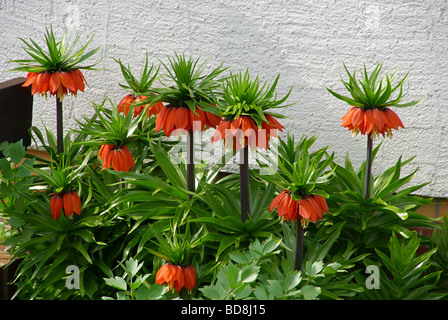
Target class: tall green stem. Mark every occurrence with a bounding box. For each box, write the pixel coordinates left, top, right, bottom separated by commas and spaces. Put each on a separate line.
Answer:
364, 134, 373, 200
56, 98, 63, 154
239, 146, 250, 223
295, 222, 304, 271
187, 130, 195, 195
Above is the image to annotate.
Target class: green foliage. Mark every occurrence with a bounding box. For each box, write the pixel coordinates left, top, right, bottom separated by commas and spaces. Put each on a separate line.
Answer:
216, 69, 293, 125
355, 233, 446, 300
324, 143, 435, 251
102, 258, 166, 300
115, 53, 160, 95
260, 133, 334, 199
199, 237, 313, 300
326, 63, 420, 109
9, 26, 101, 73
142, 52, 227, 113
1, 52, 445, 301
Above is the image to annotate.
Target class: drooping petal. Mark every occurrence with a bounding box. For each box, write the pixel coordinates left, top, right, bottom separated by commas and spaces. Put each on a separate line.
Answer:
155, 264, 168, 284
276, 192, 290, 218
364, 109, 375, 135
384, 108, 405, 130
156, 105, 169, 132
174, 265, 185, 293
269, 190, 287, 211
308, 196, 323, 222
60, 71, 77, 94
351, 108, 365, 134
120, 145, 135, 171
148, 101, 164, 118
117, 94, 135, 116
71, 69, 85, 92
212, 119, 229, 143
163, 108, 176, 137
265, 114, 284, 131
62, 192, 74, 217
285, 194, 298, 221
298, 198, 311, 220
314, 195, 329, 214
70, 191, 82, 216
38, 72, 51, 94
22, 72, 37, 87
50, 193, 64, 220
111, 149, 124, 171
174, 107, 190, 132
30, 72, 43, 95
49, 72, 61, 94
373, 108, 386, 134
205, 110, 221, 128
183, 265, 197, 292
230, 117, 242, 134
99, 144, 114, 169
341, 106, 357, 127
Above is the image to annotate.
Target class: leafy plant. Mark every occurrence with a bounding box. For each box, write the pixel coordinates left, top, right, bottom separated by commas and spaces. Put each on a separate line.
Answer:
430, 216, 448, 291
326, 63, 420, 109
102, 258, 166, 300
199, 237, 315, 300
216, 69, 293, 125
355, 233, 445, 300
9, 26, 101, 74
324, 144, 435, 252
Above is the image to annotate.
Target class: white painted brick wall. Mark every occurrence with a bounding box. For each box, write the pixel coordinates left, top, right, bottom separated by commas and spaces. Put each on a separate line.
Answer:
1, 0, 447, 198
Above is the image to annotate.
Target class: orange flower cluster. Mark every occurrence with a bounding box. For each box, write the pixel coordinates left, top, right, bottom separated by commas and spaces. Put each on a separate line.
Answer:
50, 190, 82, 220
155, 263, 197, 293
211, 115, 284, 150
23, 70, 87, 100
117, 94, 164, 118
155, 105, 221, 137
341, 106, 405, 138
98, 145, 135, 172
269, 190, 328, 224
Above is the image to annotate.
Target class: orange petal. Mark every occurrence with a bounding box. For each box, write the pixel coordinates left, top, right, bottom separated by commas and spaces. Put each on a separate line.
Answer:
183, 266, 196, 291
50, 194, 63, 220
309, 196, 323, 222
39, 72, 51, 94
22, 72, 37, 87
63, 192, 74, 217
175, 265, 185, 293
117, 94, 135, 115
373, 108, 386, 133
156, 106, 169, 132
205, 111, 222, 128
314, 195, 329, 214
298, 198, 311, 220
49, 72, 61, 94
31, 72, 43, 95
121, 146, 135, 171
155, 264, 168, 284
269, 191, 287, 211
174, 107, 189, 132
71, 70, 85, 92
364, 109, 375, 135
385, 109, 404, 130
164, 108, 176, 137
60, 71, 77, 94
230, 117, 242, 133
111, 149, 123, 171
341, 106, 356, 127
70, 191, 82, 216
265, 114, 284, 131
277, 192, 290, 217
